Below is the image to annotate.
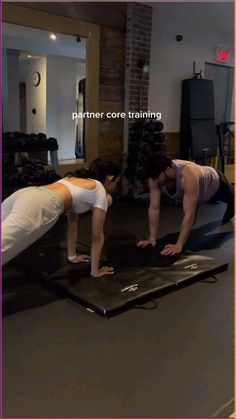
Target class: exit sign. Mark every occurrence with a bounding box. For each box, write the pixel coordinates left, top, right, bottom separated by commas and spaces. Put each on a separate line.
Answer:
215, 45, 230, 63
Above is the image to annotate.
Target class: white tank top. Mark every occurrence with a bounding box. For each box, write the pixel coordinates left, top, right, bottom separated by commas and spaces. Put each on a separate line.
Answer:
57, 178, 108, 214
161, 159, 220, 203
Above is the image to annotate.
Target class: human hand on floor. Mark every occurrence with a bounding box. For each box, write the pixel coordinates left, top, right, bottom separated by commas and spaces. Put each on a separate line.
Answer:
91, 266, 114, 277
137, 239, 156, 248
160, 243, 182, 256
68, 254, 90, 263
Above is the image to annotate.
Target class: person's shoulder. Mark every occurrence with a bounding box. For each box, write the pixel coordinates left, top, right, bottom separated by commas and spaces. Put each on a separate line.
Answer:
148, 178, 160, 190
94, 180, 106, 194
94, 181, 107, 203
182, 162, 201, 178
93, 181, 108, 212
181, 165, 200, 191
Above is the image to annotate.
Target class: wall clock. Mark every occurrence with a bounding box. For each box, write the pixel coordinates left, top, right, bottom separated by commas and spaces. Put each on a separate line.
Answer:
32, 71, 41, 86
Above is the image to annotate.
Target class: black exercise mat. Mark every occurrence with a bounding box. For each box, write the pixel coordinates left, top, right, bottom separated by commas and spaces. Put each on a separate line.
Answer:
14, 244, 173, 315
14, 235, 228, 316
50, 265, 173, 316
106, 242, 180, 268
106, 243, 228, 284
14, 241, 107, 280
50, 252, 227, 315
142, 253, 228, 284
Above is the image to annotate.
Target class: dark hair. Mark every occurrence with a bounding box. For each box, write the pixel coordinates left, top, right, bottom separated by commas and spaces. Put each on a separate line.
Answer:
65, 158, 121, 184
145, 153, 173, 179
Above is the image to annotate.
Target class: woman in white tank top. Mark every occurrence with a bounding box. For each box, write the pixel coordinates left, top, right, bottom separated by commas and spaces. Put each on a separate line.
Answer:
2, 159, 121, 277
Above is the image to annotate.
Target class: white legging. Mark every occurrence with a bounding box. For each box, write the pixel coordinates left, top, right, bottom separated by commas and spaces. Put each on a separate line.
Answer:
2, 187, 64, 266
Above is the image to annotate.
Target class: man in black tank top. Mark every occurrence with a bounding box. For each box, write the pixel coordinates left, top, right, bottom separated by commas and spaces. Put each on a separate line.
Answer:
137, 153, 234, 256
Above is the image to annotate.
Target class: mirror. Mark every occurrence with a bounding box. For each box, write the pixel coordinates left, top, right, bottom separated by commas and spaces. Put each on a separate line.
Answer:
2, 22, 87, 162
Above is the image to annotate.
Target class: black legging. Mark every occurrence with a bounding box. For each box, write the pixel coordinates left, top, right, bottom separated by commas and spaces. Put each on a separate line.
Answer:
208, 170, 234, 221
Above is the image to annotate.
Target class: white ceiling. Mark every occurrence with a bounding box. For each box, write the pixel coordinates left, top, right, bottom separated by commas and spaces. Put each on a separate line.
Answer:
147, 2, 234, 36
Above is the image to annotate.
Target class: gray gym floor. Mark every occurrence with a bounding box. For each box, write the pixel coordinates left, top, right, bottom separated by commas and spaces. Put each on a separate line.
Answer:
2, 200, 234, 417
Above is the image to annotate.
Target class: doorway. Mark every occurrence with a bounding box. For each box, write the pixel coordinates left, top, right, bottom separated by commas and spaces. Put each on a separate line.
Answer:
3, 22, 87, 161
205, 62, 234, 124
3, 2, 100, 163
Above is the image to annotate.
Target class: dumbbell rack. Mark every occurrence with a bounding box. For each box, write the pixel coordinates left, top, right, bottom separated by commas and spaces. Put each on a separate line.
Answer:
2, 133, 60, 199
132, 125, 149, 199
126, 119, 166, 199
3, 144, 59, 173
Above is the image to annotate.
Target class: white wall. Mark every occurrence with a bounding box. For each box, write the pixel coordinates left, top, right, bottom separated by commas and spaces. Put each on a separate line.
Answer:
148, 7, 234, 132
3, 52, 46, 134
6, 49, 20, 131
18, 55, 85, 159
20, 57, 46, 134
46, 56, 79, 159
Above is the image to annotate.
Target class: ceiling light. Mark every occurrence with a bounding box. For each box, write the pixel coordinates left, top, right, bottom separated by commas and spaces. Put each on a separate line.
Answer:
50, 33, 57, 41
27, 54, 32, 58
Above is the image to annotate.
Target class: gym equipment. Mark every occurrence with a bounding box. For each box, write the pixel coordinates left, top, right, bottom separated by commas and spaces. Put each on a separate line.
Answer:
38, 133, 47, 139
217, 121, 234, 173
153, 143, 166, 152
2, 131, 58, 151
141, 143, 152, 154
47, 137, 58, 149
136, 167, 146, 180
128, 143, 139, 154
190, 119, 217, 161
14, 236, 228, 317
154, 132, 165, 143
143, 132, 155, 144
2, 131, 59, 177
140, 131, 165, 146
127, 154, 138, 167
2, 158, 61, 196
145, 120, 164, 132
134, 119, 144, 133
125, 118, 166, 199
180, 75, 217, 164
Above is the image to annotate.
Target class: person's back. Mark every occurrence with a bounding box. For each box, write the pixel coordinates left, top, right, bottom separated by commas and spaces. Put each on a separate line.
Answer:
56, 177, 108, 214
160, 159, 220, 203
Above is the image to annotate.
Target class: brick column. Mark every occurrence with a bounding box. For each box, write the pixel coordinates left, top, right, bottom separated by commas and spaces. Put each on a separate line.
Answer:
123, 3, 152, 156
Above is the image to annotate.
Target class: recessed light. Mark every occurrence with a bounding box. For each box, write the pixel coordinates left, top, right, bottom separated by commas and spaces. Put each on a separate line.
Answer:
50, 33, 57, 41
